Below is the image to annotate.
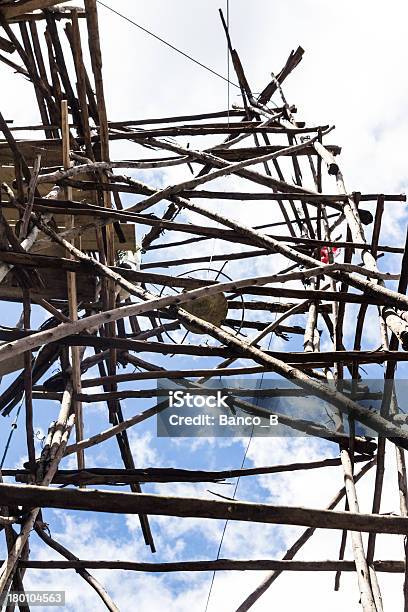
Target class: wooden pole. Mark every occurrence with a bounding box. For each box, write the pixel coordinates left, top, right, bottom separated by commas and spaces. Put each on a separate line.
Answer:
61, 99, 84, 473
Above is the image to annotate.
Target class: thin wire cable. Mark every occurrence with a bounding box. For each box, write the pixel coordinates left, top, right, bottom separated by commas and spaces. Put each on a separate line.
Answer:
203, 428, 253, 612
204, 331, 274, 611
96, 1, 240, 89
206, 223, 219, 280
0, 395, 24, 469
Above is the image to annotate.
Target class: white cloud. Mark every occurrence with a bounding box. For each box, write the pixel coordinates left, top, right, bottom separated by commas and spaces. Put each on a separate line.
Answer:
128, 429, 160, 466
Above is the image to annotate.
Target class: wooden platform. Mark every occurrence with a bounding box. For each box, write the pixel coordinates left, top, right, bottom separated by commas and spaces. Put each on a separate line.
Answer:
0, 162, 136, 302
0, 268, 98, 303
0, 138, 64, 167
1, 205, 136, 254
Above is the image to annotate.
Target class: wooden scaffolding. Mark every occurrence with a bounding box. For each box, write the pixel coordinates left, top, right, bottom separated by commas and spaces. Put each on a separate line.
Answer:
0, 1, 407, 610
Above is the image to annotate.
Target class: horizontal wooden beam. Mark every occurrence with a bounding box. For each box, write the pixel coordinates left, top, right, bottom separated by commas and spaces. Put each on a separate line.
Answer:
0, 251, 212, 289
0, 0, 71, 19
2, 483, 408, 534
180, 190, 406, 203
105, 123, 327, 139
7, 558, 406, 573
1, 328, 408, 365
46, 179, 405, 203
0, 141, 340, 166
7, 456, 371, 484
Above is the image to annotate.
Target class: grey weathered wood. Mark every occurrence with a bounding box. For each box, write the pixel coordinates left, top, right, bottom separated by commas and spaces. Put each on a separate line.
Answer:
2, 483, 408, 534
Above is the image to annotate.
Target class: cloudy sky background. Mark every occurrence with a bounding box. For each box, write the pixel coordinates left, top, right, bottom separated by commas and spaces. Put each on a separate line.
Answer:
1, 0, 408, 610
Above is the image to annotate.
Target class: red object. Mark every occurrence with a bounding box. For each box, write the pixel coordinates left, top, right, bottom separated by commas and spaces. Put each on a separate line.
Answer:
320, 246, 339, 263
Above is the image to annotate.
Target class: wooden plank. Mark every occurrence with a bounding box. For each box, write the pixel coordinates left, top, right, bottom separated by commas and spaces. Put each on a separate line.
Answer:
7, 9, 86, 24
0, 138, 62, 166
0, 271, 97, 302
0, 164, 88, 200
0, 206, 136, 253
0, 0, 72, 19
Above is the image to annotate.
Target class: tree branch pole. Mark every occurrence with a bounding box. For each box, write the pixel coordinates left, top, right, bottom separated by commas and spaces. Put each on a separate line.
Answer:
61, 99, 84, 474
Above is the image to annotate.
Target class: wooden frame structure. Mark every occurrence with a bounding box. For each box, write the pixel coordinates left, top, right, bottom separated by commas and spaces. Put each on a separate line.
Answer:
0, 1, 407, 610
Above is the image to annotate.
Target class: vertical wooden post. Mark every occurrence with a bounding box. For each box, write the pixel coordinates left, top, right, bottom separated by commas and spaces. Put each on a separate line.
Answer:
61, 99, 85, 474
23, 287, 35, 475
66, 10, 94, 160
340, 450, 378, 612
84, 0, 117, 422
